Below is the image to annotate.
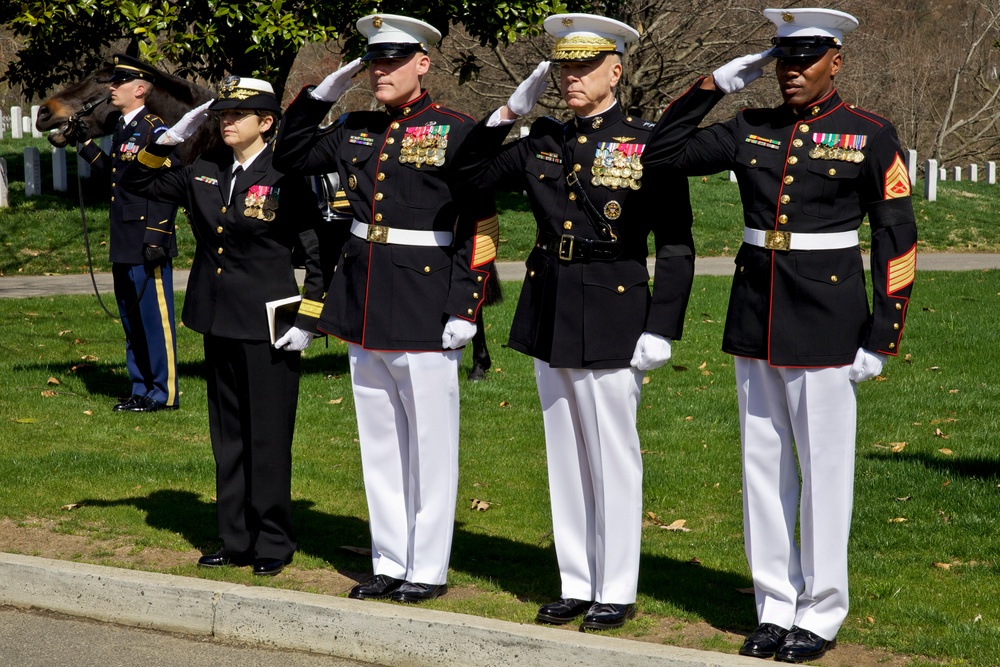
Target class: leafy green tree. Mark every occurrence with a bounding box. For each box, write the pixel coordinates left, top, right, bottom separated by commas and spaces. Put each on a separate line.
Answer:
1, 0, 603, 100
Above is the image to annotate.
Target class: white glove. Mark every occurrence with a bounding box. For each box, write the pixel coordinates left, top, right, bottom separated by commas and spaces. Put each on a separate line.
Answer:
629, 332, 672, 371
711, 50, 774, 94
275, 326, 313, 352
310, 58, 364, 103
158, 99, 214, 145
441, 316, 477, 350
506, 61, 554, 117
848, 347, 887, 383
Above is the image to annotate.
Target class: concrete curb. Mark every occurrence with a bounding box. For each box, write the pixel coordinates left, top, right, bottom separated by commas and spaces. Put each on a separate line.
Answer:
0, 552, 761, 667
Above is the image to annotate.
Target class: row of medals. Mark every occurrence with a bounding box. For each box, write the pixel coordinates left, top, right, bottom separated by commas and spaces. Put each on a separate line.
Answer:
400, 135, 447, 167
244, 193, 277, 221
591, 151, 643, 190
808, 145, 865, 163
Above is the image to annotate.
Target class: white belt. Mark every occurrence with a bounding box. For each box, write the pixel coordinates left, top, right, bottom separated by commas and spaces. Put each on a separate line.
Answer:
350, 219, 453, 247
743, 227, 859, 251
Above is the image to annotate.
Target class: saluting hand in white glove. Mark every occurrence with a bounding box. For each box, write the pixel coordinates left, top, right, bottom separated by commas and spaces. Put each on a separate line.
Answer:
712, 49, 774, 94
630, 332, 672, 372
158, 99, 214, 145
848, 347, 887, 383
275, 326, 314, 352
506, 61, 554, 117
441, 316, 477, 350
311, 58, 364, 103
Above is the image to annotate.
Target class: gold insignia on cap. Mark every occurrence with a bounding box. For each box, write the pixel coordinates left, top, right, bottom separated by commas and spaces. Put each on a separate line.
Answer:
372, 16, 383, 28
782, 12, 794, 22
562, 17, 574, 27
114, 56, 120, 64
603, 200, 622, 220
552, 35, 618, 61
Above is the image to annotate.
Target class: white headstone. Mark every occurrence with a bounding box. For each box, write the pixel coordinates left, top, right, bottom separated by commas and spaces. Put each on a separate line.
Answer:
78, 154, 91, 179
970, 164, 978, 182
729, 170, 737, 182
906, 149, 917, 186
953, 166, 961, 181
11, 106, 23, 139
0, 158, 8, 208
988, 161, 996, 185
52, 146, 67, 192
22, 115, 31, 134
24, 147, 42, 197
939, 167, 946, 181
30, 105, 42, 138
0, 109, 5, 140
925, 159, 937, 201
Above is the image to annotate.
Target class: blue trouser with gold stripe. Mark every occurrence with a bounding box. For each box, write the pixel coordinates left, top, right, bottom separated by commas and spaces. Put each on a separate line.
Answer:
113, 261, 179, 407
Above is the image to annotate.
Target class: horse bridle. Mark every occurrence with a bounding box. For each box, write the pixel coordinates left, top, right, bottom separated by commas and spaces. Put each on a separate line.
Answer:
73, 93, 154, 321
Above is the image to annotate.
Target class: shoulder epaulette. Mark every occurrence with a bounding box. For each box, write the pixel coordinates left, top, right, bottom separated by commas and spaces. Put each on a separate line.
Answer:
623, 114, 654, 130
740, 107, 773, 124
144, 113, 165, 126
530, 115, 566, 138
430, 103, 475, 123
843, 103, 890, 126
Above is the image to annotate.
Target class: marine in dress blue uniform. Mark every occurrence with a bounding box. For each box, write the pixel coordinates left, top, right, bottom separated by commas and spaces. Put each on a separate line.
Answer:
78, 54, 180, 412
273, 14, 498, 602
455, 14, 696, 630
123, 77, 327, 576
646, 8, 917, 662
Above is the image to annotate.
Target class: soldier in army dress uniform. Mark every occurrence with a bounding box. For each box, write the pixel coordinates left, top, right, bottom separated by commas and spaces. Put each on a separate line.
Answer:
273, 14, 499, 603
454, 14, 696, 630
645, 8, 918, 662
76, 54, 180, 412
122, 77, 326, 577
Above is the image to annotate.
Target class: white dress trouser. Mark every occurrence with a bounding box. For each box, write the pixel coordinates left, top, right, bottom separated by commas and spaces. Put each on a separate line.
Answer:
349, 344, 462, 585
735, 357, 857, 640
534, 359, 644, 604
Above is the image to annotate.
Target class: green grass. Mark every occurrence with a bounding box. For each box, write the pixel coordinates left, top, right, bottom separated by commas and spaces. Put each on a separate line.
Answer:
4, 137, 1000, 276
1, 272, 998, 663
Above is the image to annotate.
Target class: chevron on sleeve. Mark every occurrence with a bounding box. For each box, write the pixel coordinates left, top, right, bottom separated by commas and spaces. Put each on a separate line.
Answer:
884, 153, 911, 199
471, 214, 500, 268
887, 244, 916, 294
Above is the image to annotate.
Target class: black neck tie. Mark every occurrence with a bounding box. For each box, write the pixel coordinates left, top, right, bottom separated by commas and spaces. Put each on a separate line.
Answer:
229, 165, 243, 204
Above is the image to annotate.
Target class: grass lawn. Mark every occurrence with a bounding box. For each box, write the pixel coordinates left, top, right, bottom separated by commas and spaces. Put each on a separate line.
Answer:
1, 272, 998, 664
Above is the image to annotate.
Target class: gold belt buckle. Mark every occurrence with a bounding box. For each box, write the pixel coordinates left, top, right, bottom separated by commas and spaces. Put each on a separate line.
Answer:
764, 230, 791, 251
367, 224, 389, 244
558, 234, 575, 261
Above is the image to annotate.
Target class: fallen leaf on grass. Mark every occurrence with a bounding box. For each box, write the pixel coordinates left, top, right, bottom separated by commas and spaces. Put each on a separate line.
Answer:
83, 410, 93, 416
890, 442, 907, 453
948, 389, 959, 394
341, 545, 372, 556
894, 495, 912, 502
499, 401, 511, 408
698, 361, 708, 370
80, 355, 99, 362
40, 390, 56, 397
61, 503, 82, 511
888, 517, 908, 523
642, 376, 651, 385
735, 587, 755, 595
662, 519, 691, 532
327, 397, 343, 405
934, 562, 951, 570
866, 616, 875, 625
47, 377, 60, 385
684, 416, 694, 421
934, 428, 949, 440
938, 448, 953, 455
58, 330, 73, 336
470, 498, 492, 511
687, 557, 702, 566
974, 614, 982, 623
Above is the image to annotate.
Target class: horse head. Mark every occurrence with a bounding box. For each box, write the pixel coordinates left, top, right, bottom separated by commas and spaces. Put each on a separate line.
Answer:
36, 61, 222, 163
36, 65, 118, 148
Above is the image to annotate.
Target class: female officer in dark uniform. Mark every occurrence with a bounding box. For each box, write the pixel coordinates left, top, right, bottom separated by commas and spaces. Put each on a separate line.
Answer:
122, 77, 326, 576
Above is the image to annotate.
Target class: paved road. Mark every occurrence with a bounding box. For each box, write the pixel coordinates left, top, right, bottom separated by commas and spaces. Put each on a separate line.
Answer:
0, 606, 370, 667
1, 254, 996, 299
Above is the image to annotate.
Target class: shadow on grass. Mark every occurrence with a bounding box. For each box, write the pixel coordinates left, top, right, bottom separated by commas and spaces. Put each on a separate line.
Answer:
76, 487, 754, 629
11, 351, 350, 401
868, 450, 1000, 483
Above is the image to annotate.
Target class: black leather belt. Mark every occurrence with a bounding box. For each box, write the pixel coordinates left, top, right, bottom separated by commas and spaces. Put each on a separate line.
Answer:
536, 231, 623, 262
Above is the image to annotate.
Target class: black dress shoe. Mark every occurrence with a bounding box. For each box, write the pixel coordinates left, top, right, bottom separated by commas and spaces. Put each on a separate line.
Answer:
113, 395, 143, 412
197, 549, 252, 568
536, 598, 594, 625
739, 623, 790, 659
252, 557, 288, 576
127, 396, 179, 413
774, 626, 836, 663
580, 602, 636, 630
390, 581, 448, 603
349, 574, 405, 600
